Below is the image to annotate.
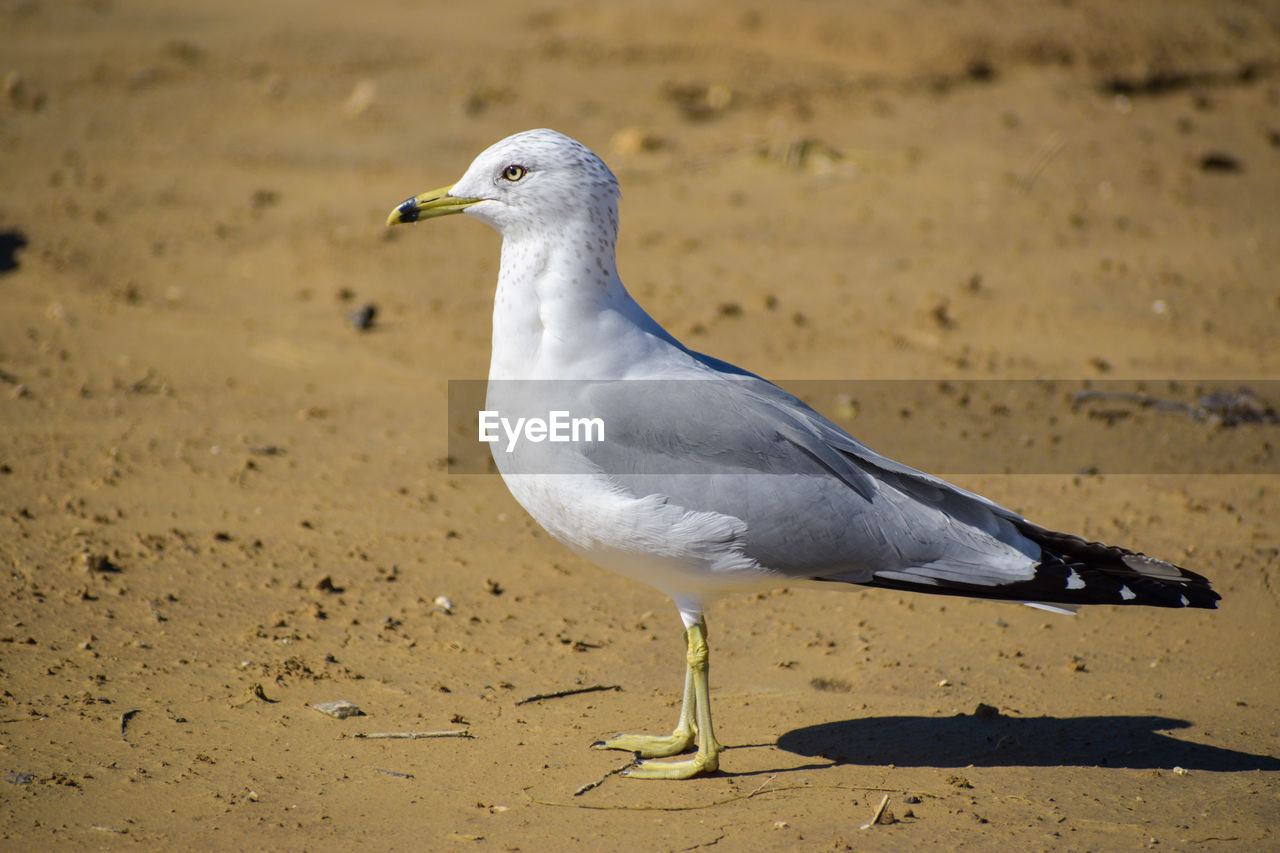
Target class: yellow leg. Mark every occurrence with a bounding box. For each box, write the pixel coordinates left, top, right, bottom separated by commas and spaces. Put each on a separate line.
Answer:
593, 619, 723, 779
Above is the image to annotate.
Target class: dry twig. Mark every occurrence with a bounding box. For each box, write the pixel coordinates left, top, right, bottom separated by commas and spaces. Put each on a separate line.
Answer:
515, 684, 621, 706
860, 793, 892, 829
529, 776, 915, 812
350, 730, 472, 739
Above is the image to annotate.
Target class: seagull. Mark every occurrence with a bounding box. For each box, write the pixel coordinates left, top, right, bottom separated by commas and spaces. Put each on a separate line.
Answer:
387, 129, 1219, 779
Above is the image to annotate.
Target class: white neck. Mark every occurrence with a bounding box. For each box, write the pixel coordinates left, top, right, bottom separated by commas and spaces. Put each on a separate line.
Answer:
488, 224, 680, 381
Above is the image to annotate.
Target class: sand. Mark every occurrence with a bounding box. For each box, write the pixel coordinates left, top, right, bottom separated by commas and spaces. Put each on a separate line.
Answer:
2, 0, 1278, 849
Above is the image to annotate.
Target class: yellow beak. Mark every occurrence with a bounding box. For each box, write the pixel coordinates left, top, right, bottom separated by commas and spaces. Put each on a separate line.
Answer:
386, 183, 482, 226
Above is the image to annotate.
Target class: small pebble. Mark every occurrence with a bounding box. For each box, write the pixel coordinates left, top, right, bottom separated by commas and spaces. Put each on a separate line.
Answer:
350, 303, 377, 331
1199, 152, 1241, 173
314, 700, 364, 719
82, 552, 122, 573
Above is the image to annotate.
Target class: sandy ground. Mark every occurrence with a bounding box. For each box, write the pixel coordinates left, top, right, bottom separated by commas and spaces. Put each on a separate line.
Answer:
2, 0, 1279, 849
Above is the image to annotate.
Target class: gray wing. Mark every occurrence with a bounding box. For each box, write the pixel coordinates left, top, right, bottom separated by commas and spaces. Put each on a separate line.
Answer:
564, 373, 1218, 609
570, 376, 1035, 578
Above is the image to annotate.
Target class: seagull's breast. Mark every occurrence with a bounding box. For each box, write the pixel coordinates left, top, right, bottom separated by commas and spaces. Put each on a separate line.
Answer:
496, 461, 785, 604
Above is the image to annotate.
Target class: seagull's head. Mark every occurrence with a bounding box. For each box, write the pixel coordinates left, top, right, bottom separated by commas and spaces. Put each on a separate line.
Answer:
388, 129, 620, 241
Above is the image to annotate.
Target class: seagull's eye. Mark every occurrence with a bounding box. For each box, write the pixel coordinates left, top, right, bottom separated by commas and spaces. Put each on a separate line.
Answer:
501, 164, 528, 182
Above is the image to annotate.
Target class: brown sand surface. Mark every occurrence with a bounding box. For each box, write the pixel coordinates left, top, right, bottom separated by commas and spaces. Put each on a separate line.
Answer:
2, 1, 1279, 849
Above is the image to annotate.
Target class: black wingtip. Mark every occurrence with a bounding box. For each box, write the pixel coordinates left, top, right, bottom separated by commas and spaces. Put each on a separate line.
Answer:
837, 522, 1221, 610
1013, 523, 1220, 609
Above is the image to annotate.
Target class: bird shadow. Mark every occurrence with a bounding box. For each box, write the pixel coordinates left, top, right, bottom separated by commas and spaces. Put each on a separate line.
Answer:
775, 712, 1280, 772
